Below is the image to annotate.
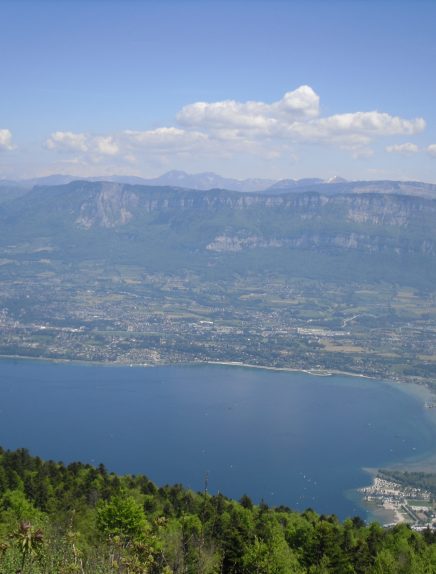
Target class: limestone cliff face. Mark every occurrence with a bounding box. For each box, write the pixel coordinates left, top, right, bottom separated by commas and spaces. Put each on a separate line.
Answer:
74, 184, 435, 224
206, 232, 435, 255
341, 194, 430, 227
76, 183, 139, 228
20, 181, 433, 257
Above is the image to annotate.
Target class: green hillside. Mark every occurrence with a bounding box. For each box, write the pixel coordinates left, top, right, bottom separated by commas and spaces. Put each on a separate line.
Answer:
0, 182, 435, 286
1, 447, 436, 573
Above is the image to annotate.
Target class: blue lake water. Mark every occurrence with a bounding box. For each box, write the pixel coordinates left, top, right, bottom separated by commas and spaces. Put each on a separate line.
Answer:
0, 360, 435, 520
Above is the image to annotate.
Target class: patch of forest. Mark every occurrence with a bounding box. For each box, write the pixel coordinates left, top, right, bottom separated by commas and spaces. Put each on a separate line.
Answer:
1, 447, 436, 573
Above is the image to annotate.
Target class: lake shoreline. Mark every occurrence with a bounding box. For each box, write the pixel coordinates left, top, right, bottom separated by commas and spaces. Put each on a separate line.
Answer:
0, 352, 399, 383
1, 352, 434, 399
354, 380, 436, 525
357, 470, 408, 526
1, 358, 435, 523
2, 352, 436, 415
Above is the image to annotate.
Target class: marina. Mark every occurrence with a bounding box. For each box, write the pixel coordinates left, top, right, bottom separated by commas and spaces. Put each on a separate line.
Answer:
359, 475, 435, 529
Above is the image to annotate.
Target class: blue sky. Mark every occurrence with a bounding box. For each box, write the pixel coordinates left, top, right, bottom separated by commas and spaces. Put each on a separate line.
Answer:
1, 0, 436, 181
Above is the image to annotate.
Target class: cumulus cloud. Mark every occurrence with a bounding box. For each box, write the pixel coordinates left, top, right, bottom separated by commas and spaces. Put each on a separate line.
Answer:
0, 129, 15, 151
386, 142, 420, 155
46, 128, 209, 161
94, 136, 119, 156
310, 112, 424, 138
177, 85, 320, 133
44, 86, 427, 168
46, 132, 121, 157
46, 131, 88, 152
177, 88, 424, 156
427, 144, 436, 157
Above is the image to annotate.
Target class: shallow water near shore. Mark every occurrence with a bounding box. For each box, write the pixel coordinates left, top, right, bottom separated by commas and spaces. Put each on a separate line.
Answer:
0, 359, 435, 520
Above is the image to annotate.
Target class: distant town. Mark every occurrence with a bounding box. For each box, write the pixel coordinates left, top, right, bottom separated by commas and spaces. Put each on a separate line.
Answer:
0, 262, 435, 387
360, 473, 436, 530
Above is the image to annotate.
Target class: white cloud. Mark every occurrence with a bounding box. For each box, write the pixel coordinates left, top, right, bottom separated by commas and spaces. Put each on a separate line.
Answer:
278, 85, 320, 118
177, 85, 320, 132
46, 131, 88, 152
44, 86, 427, 170
386, 142, 420, 155
45, 128, 210, 163
310, 112, 424, 138
427, 144, 436, 157
0, 129, 15, 151
94, 136, 119, 156
46, 132, 122, 158
177, 88, 424, 156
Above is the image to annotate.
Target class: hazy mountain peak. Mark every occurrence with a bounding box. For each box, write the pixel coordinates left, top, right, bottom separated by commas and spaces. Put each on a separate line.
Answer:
150, 170, 276, 192
162, 170, 190, 179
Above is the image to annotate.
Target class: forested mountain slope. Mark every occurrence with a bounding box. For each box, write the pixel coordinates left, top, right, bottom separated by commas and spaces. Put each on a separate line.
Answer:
0, 181, 435, 286
1, 447, 436, 573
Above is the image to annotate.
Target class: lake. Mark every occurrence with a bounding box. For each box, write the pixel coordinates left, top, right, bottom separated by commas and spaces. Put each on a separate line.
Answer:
0, 360, 435, 520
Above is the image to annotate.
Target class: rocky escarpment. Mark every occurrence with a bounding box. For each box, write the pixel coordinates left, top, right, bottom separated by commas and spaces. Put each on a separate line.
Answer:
206, 232, 436, 255
1, 181, 435, 259
75, 182, 140, 228
68, 182, 436, 230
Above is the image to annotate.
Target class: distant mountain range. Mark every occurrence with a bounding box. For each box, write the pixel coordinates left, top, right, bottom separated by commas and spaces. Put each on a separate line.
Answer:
0, 170, 276, 193
1, 170, 436, 200
0, 179, 434, 288
263, 178, 436, 199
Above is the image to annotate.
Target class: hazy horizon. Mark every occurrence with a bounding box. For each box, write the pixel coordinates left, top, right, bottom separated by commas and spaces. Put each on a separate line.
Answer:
3, 169, 436, 188
1, 0, 436, 183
